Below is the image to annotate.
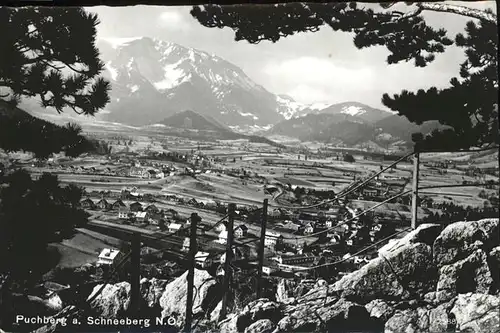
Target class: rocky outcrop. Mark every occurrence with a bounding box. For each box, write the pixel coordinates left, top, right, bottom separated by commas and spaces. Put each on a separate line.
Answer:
451, 292, 500, 333
159, 269, 219, 323
332, 224, 441, 302
31, 219, 500, 333
210, 219, 499, 333
86, 269, 219, 327
433, 218, 499, 266
87, 282, 131, 318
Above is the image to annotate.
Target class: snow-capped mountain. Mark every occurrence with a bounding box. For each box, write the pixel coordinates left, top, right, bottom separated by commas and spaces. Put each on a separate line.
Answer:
96, 37, 302, 127
313, 101, 393, 124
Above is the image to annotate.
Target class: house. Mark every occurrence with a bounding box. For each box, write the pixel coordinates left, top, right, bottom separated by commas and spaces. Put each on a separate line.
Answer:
269, 209, 282, 218
329, 233, 342, 244
80, 198, 95, 209
129, 167, 148, 178
276, 254, 317, 273
234, 225, 248, 239
118, 207, 131, 219
362, 187, 378, 197
130, 202, 143, 212
97, 249, 122, 266
195, 251, 212, 268
262, 266, 276, 275
276, 253, 316, 265
182, 238, 190, 252
264, 231, 283, 247
325, 219, 334, 228
147, 169, 157, 179
145, 204, 159, 214
204, 201, 217, 210
218, 230, 228, 244
168, 223, 182, 233
111, 199, 126, 210
187, 198, 198, 206
96, 199, 109, 210
215, 223, 226, 233
304, 223, 314, 234
164, 209, 178, 220
135, 211, 149, 223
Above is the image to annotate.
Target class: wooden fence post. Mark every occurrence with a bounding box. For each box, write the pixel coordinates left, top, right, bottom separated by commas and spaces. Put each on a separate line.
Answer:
185, 213, 199, 332
411, 152, 420, 230
256, 199, 268, 299
130, 232, 141, 314
219, 203, 235, 322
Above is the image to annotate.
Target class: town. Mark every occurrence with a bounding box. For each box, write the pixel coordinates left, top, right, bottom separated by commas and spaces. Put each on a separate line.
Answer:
3, 131, 498, 295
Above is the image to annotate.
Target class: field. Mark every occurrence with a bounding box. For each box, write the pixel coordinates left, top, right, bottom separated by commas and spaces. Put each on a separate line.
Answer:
48, 231, 122, 269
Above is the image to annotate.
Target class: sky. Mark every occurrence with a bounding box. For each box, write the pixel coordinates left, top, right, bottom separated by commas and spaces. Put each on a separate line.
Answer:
86, 2, 497, 110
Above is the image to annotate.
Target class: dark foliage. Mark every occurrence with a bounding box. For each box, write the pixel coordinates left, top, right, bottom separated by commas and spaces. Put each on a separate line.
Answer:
191, 3, 498, 150
383, 19, 498, 151
0, 7, 110, 115
0, 7, 110, 158
0, 101, 94, 159
0, 170, 88, 278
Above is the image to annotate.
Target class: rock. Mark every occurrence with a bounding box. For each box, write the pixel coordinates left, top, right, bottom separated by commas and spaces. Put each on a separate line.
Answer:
32, 306, 78, 333
332, 242, 436, 302
276, 298, 377, 332
275, 279, 288, 303
87, 270, 218, 327
218, 314, 238, 333
140, 278, 169, 308
209, 301, 222, 323
160, 269, 218, 324
488, 246, 500, 293
489, 246, 500, 262
436, 249, 493, 302
385, 309, 423, 333
379, 224, 441, 256
236, 299, 282, 332
433, 218, 499, 267
451, 293, 500, 333
87, 282, 131, 318
428, 302, 453, 333
365, 299, 394, 321
243, 319, 274, 333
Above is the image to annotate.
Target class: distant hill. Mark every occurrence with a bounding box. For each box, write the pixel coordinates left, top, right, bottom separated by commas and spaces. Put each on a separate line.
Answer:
374, 114, 444, 142
153, 110, 285, 148
310, 120, 376, 146
160, 110, 230, 132
268, 107, 447, 148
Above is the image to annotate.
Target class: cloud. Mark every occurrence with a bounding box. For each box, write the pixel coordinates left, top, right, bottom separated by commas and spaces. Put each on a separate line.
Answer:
263, 57, 376, 104
264, 57, 374, 85
157, 10, 191, 31
287, 85, 331, 104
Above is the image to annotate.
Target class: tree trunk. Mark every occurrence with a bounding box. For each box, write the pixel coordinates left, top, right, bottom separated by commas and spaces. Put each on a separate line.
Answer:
419, 2, 497, 23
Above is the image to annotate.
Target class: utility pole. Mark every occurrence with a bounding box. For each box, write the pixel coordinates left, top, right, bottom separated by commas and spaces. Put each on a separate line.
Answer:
185, 213, 199, 332
219, 203, 235, 323
256, 199, 268, 299
130, 232, 141, 314
411, 152, 420, 230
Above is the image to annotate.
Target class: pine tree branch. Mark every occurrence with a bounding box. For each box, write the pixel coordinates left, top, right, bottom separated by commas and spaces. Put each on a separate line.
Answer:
417, 2, 497, 23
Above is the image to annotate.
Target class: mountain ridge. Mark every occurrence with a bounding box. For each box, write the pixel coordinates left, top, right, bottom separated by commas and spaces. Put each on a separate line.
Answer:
96, 36, 289, 127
